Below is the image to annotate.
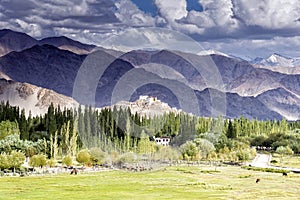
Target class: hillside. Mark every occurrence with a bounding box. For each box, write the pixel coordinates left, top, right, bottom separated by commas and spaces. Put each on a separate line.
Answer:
0, 78, 78, 116
0, 29, 300, 120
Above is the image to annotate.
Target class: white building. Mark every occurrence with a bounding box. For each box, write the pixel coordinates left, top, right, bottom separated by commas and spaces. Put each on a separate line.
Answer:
139, 96, 157, 104
155, 137, 171, 146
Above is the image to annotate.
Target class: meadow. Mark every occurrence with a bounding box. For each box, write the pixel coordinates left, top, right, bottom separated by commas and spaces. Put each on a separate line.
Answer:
0, 165, 299, 200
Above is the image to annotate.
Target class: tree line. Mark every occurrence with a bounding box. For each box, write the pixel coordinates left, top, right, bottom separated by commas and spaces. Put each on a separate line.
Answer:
0, 101, 300, 172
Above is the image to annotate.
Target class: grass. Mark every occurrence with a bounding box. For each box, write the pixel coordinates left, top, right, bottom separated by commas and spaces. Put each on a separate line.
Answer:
271, 154, 300, 169
242, 166, 290, 173
0, 165, 300, 200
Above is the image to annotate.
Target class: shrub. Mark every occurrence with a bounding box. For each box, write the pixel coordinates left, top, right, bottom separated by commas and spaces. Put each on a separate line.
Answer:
76, 150, 91, 166
9, 150, 25, 172
118, 152, 136, 165
62, 156, 73, 167
29, 154, 47, 168
270, 159, 278, 164
90, 148, 106, 165
47, 158, 57, 167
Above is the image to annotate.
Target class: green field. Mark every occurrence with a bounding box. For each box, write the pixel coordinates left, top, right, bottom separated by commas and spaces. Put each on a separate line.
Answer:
0, 166, 299, 200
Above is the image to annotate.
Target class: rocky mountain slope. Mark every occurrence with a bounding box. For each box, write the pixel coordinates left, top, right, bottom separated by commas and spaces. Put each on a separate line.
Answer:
39, 36, 96, 55
1, 29, 300, 120
0, 44, 86, 97
0, 29, 37, 57
0, 78, 78, 116
0, 29, 97, 56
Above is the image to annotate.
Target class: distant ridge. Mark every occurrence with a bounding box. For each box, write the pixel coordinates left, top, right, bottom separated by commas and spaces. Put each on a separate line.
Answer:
0, 29, 300, 120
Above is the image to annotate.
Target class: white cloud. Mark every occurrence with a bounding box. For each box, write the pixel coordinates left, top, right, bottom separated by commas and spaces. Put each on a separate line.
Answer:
30, 0, 88, 17
233, 0, 300, 29
200, 0, 238, 27
0, 0, 300, 58
115, 0, 155, 27
201, 36, 300, 59
153, 0, 239, 36
154, 0, 188, 22
15, 19, 42, 37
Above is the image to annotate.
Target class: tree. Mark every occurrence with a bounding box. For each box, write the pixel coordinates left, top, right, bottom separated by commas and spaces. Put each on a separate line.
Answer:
70, 118, 78, 158
29, 154, 47, 168
194, 138, 215, 159
0, 120, 20, 139
226, 120, 237, 139
276, 146, 294, 163
9, 150, 25, 173
180, 141, 198, 161
137, 130, 155, 155
155, 146, 179, 163
76, 149, 91, 166
0, 153, 10, 170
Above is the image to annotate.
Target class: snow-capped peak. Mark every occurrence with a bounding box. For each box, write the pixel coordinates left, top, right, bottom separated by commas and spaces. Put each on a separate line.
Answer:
252, 53, 300, 67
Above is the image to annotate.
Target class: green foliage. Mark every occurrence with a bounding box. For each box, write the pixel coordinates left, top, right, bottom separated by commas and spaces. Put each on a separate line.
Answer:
276, 146, 294, 155
194, 138, 215, 159
118, 152, 136, 164
62, 155, 73, 167
47, 159, 57, 167
0, 134, 44, 155
90, 148, 106, 165
154, 146, 179, 161
29, 154, 47, 168
9, 150, 25, 172
76, 149, 91, 166
1, 100, 300, 164
137, 131, 155, 154
0, 153, 10, 170
226, 120, 236, 139
180, 141, 198, 161
0, 120, 20, 139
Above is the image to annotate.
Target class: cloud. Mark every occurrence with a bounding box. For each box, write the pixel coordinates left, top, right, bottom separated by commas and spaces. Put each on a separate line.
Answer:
233, 0, 300, 29
15, 19, 42, 37
153, 0, 239, 37
114, 0, 156, 27
0, 0, 300, 58
201, 36, 300, 59
0, 0, 121, 38
154, 0, 188, 22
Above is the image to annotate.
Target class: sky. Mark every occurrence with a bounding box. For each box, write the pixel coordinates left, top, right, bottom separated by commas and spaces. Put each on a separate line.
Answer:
0, 0, 300, 59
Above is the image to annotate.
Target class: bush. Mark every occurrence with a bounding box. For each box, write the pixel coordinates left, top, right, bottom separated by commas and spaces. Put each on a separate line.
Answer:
9, 151, 25, 172
180, 141, 198, 161
270, 159, 278, 164
0, 153, 10, 170
47, 159, 56, 167
76, 150, 91, 166
90, 148, 106, 165
118, 152, 136, 165
62, 156, 73, 167
29, 154, 47, 168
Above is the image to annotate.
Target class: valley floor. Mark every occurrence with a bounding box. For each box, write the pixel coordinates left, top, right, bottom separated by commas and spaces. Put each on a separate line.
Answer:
0, 165, 299, 200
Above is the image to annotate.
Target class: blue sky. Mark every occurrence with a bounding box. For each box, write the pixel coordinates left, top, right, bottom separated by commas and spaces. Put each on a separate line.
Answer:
131, 0, 203, 16
131, 0, 158, 16
0, 0, 299, 58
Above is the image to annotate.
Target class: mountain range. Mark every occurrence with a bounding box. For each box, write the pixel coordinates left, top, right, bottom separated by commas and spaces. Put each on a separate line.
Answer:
0, 29, 300, 120
251, 53, 300, 68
